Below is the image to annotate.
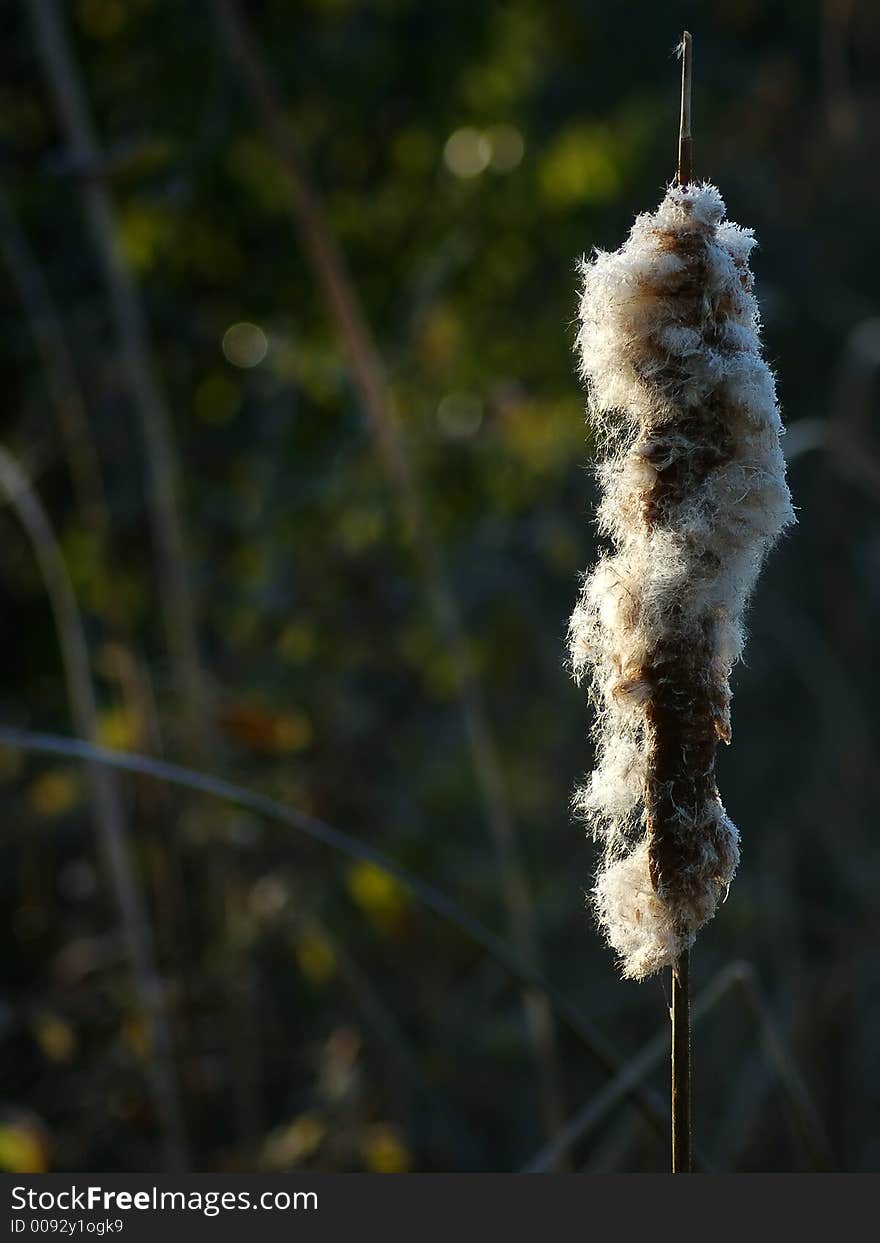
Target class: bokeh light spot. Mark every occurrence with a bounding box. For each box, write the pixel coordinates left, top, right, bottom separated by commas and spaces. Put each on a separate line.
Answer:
222, 321, 269, 368
437, 392, 483, 439
443, 128, 491, 178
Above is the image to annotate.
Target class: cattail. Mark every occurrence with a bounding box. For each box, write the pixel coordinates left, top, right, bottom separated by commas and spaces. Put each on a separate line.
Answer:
569, 179, 795, 981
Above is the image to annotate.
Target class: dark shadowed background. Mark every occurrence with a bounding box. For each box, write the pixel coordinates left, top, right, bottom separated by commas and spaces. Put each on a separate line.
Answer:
0, 0, 877, 1173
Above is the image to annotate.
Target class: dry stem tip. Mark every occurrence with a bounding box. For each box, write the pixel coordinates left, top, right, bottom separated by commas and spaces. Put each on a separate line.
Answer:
677, 30, 693, 186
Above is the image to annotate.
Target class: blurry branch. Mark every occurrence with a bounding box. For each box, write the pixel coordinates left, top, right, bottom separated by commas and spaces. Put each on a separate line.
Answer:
0, 178, 202, 1057
522, 961, 833, 1173
581, 1109, 644, 1172
0, 450, 188, 1171
0, 184, 170, 758
24, 0, 271, 1148
23, 0, 212, 753
711, 1048, 773, 1169
211, 0, 566, 1146
732, 965, 834, 1171
522, 965, 734, 1174
0, 185, 107, 537
0, 183, 207, 1080
0, 725, 674, 1148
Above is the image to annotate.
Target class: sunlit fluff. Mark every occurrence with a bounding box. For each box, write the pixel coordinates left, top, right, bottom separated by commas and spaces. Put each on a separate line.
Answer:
569, 183, 794, 979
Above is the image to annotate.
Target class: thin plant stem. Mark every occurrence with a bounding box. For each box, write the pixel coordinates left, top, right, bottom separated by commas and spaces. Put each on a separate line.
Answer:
0, 449, 188, 1171
0, 177, 207, 1095
0, 724, 676, 1148
211, 0, 566, 1147
677, 31, 693, 186
23, 0, 212, 752
0, 179, 208, 1085
0, 183, 175, 770
671, 949, 691, 1172
0, 184, 107, 537
23, 0, 272, 1146
670, 31, 693, 1174
524, 960, 730, 1174
523, 960, 832, 1173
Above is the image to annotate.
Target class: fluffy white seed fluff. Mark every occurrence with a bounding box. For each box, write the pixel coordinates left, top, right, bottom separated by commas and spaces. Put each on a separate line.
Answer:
569, 183, 794, 980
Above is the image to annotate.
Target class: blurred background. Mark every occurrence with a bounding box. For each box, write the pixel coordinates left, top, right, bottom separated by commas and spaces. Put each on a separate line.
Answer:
0, 0, 877, 1174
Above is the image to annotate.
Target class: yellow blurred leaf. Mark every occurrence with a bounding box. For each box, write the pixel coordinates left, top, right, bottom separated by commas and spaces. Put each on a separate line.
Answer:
294, 928, 336, 984
362, 1123, 411, 1174
118, 202, 173, 272
96, 705, 140, 751
345, 862, 408, 931
0, 1119, 48, 1173
32, 1013, 77, 1064
274, 711, 314, 754
122, 1013, 153, 1060
28, 769, 80, 819
418, 306, 461, 369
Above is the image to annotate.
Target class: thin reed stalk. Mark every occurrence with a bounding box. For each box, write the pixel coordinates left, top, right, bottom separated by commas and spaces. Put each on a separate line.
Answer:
671, 34, 693, 1174
0, 182, 175, 768
676, 31, 693, 188
0, 724, 677, 1148
23, 0, 212, 753
0, 448, 188, 1170
23, 0, 271, 1145
0, 184, 107, 538
671, 948, 691, 1172
0, 179, 206, 1084
523, 961, 833, 1173
211, 0, 565, 1146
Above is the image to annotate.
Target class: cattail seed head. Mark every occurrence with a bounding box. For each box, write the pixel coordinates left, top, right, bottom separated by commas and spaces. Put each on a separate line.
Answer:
570, 183, 795, 980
